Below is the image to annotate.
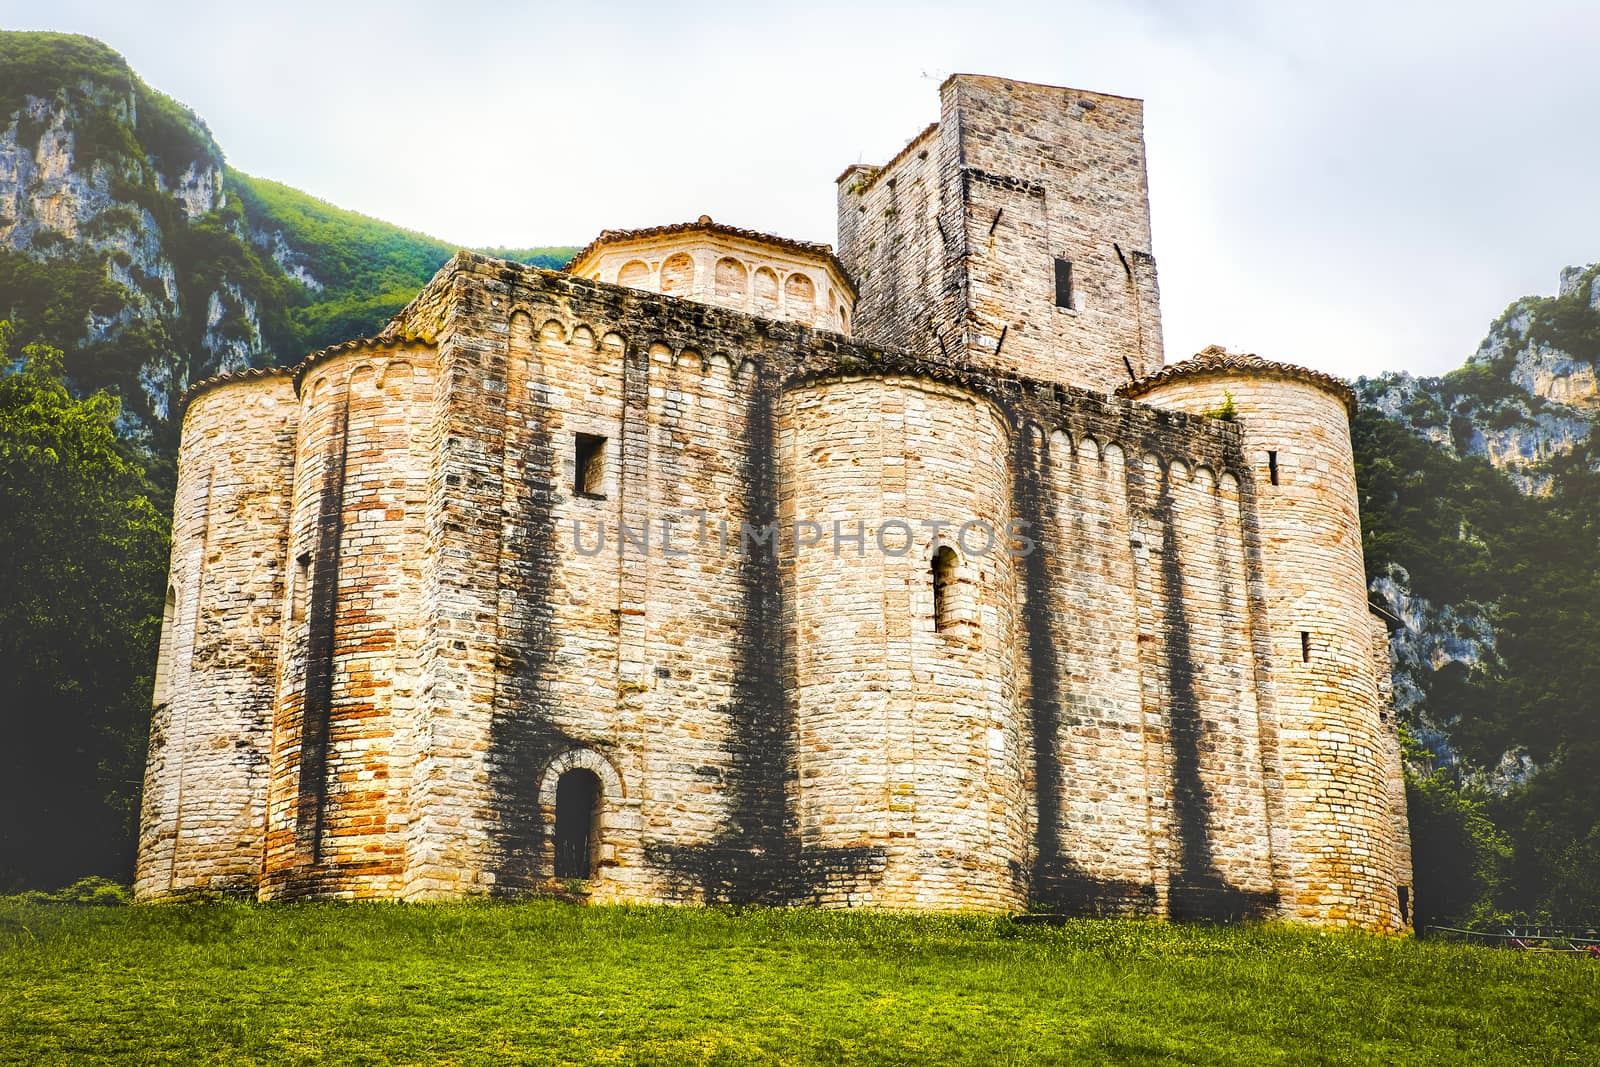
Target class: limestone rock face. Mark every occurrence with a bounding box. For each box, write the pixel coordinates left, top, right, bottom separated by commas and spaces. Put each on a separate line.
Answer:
1358, 266, 1600, 494
0, 72, 269, 429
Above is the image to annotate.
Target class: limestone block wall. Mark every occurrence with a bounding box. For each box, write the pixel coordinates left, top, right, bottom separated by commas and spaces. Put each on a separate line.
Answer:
1131, 370, 1408, 931
142, 254, 1411, 931
1025, 427, 1151, 904
1125, 454, 1275, 917
838, 75, 1163, 393
136, 371, 297, 899
261, 341, 435, 900
1372, 613, 1414, 928
1012, 389, 1275, 919
781, 377, 1026, 910
836, 123, 946, 360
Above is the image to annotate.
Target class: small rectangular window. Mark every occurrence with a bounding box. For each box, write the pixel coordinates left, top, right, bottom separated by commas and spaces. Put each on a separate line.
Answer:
292, 552, 311, 622
1301, 630, 1311, 663
1267, 450, 1280, 486
1054, 258, 1074, 309
575, 433, 607, 497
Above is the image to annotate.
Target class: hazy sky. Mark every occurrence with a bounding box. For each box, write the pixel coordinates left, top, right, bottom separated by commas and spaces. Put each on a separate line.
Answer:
5, 0, 1599, 378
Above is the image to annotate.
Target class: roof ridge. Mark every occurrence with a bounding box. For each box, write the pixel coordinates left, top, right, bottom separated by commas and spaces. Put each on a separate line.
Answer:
1117, 346, 1357, 415
564, 217, 854, 294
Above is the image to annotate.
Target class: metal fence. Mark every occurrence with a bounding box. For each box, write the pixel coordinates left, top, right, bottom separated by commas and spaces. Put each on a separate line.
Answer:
1428, 925, 1600, 954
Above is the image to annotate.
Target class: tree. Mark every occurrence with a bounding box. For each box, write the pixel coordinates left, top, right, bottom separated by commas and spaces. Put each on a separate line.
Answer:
0, 323, 169, 890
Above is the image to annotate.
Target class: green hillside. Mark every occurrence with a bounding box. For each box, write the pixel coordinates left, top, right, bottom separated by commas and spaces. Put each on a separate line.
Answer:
0, 30, 575, 440
228, 172, 572, 352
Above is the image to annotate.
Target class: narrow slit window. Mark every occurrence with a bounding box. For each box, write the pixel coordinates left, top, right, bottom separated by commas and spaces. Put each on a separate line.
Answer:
575, 433, 607, 497
1053, 257, 1074, 310
152, 586, 178, 705
1267, 450, 1280, 486
292, 552, 311, 622
932, 545, 958, 633
1301, 630, 1311, 663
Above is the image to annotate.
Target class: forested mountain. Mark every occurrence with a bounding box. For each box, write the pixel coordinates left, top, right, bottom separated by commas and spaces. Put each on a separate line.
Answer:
0, 31, 1595, 924
1355, 266, 1600, 925
0, 31, 573, 457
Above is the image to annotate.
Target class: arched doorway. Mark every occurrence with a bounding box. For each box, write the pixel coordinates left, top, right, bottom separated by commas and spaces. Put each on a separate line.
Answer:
553, 768, 601, 879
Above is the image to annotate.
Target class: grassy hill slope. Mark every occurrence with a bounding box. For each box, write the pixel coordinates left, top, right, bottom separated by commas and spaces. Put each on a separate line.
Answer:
2, 902, 1595, 1065
229, 171, 573, 352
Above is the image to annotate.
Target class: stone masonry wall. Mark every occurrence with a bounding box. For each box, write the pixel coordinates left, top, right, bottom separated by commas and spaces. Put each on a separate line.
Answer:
838, 76, 1164, 395
1133, 372, 1408, 931
782, 377, 1027, 909
261, 341, 435, 900
145, 254, 1408, 930
136, 373, 297, 899
1010, 387, 1274, 918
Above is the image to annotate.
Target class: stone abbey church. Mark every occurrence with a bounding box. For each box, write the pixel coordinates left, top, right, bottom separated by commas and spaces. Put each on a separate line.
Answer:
138, 74, 1413, 931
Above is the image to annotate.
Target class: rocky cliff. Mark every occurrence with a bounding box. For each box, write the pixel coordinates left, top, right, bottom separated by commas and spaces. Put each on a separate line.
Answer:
1358, 265, 1600, 495
1355, 266, 1600, 799
0, 31, 573, 446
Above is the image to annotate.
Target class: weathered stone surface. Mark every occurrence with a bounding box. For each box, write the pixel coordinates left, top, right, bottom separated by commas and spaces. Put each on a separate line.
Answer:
139, 75, 1409, 932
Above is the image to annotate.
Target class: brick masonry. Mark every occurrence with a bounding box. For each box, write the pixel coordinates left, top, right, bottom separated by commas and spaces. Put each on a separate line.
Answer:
138, 74, 1410, 932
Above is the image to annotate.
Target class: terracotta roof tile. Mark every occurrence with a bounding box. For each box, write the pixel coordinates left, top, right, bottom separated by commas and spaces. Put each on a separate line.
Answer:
1117, 345, 1357, 415
178, 332, 437, 411
564, 216, 855, 293
178, 365, 294, 408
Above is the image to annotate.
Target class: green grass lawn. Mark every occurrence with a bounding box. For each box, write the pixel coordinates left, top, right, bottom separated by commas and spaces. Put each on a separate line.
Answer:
1, 900, 1596, 1066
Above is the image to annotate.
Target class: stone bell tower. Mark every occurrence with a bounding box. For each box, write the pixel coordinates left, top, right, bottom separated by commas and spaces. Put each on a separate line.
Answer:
837, 73, 1164, 393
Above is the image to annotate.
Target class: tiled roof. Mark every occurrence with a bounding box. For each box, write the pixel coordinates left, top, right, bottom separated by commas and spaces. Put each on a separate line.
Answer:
1117, 345, 1357, 415
564, 215, 854, 292
290, 333, 434, 391
178, 365, 293, 408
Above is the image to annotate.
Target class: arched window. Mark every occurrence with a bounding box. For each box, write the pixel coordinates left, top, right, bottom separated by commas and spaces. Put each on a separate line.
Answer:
554, 768, 602, 879
932, 545, 958, 633
660, 253, 695, 296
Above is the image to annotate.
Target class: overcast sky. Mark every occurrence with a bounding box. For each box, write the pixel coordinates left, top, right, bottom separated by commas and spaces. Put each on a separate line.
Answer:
5, 0, 1599, 378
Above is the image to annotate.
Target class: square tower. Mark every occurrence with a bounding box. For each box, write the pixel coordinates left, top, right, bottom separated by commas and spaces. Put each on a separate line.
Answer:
837, 74, 1164, 393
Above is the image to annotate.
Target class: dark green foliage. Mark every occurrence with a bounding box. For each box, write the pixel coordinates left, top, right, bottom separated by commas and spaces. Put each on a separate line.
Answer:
225, 170, 458, 351
479, 245, 577, 269
0, 32, 220, 176
1528, 265, 1600, 365
8, 875, 131, 907
0, 30, 573, 422
0, 326, 169, 892
1352, 405, 1520, 606
227, 172, 578, 352
1356, 376, 1600, 926
2, 903, 1597, 1065
1405, 773, 1515, 929
0, 32, 584, 890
